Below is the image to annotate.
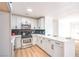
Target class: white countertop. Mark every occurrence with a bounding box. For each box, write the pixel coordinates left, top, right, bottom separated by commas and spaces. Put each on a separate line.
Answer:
11, 35, 21, 45
32, 34, 73, 42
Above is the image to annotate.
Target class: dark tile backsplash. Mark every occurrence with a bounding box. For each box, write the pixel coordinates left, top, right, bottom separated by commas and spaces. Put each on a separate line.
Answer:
11, 29, 21, 35
11, 29, 45, 36
32, 29, 45, 35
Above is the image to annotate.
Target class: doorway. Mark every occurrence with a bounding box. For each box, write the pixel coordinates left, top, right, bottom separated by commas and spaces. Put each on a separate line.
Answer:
70, 22, 79, 57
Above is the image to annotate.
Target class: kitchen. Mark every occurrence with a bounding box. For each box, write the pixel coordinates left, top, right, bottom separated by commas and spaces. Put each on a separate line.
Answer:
11, 14, 74, 57
11, 14, 46, 56
0, 2, 79, 57
10, 2, 75, 57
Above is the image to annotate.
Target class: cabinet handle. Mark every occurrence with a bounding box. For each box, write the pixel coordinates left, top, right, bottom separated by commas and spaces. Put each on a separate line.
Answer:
51, 44, 54, 49
48, 40, 51, 42
41, 40, 42, 44
55, 42, 60, 45
43, 37, 45, 39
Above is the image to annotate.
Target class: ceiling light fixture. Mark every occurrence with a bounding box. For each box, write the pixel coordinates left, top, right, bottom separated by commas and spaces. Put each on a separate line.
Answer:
27, 9, 32, 12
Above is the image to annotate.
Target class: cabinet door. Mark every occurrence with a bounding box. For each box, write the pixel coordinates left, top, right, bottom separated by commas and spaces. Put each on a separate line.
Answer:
54, 41, 64, 57
15, 36, 21, 49
32, 35, 37, 45
11, 43, 15, 56
46, 40, 55, 56
39, 37, 43, 48
42, 38, 48, 52
40, 18, 45, 29
31, 19, 37, 29
16, 16, 22, 29
36, 35, 39, 45
36, 36, 41, 46
40, 37, 44, 49
37, 18, 45, 29
11, 15, 17, 29
37, 19, 40, 29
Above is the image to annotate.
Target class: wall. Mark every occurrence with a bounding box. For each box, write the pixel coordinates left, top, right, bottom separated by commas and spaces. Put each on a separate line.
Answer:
45, 16, 53, 37
59, 18, 71, 38
71, 23, 79, 39
0, 11, 11, 56
59, 14, 79, 38
53, 19, 59, 36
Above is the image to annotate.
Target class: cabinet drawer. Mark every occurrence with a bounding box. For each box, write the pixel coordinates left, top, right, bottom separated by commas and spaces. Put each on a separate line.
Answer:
55, 41, 64, 47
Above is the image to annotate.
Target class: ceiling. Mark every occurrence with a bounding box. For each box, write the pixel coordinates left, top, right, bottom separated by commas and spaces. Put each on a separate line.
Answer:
11, 2, 79, 18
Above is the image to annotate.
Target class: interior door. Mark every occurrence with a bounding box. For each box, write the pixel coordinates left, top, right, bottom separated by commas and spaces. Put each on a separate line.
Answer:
70, 23, 79, 57
71, 23, 79, 39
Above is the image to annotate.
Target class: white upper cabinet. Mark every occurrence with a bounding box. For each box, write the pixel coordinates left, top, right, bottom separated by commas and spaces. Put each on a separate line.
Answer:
37, 17, 45, 29
11, 15, 37, 29
16, 16, 22, 29
11, 15, 22, 29
11, 15, 17, 29
30, 18, 37, 29
40, 17, 45, 29
22, 17, 37, 29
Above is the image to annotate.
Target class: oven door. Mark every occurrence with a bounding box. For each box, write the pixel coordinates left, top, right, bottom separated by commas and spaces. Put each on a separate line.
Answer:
22, 38, 31, 43
21, 38, 32, 48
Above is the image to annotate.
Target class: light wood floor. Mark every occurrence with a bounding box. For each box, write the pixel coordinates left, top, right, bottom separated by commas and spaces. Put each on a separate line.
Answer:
75, 41, 79, 57
15, 45, 49, 57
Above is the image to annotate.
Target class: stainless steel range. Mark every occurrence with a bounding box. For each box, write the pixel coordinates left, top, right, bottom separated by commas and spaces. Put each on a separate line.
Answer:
21, 24, 32, 48
21, 38, 32, 48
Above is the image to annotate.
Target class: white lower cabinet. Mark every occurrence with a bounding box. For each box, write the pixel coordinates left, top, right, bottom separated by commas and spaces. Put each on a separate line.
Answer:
40, 37, 45, 50
36, 36, 39, 46
42, 39, 64, 57
53, 41, 64, 57
46, 40, 55, 56
39, 37, 43, 48
43, 38, 49, 52
41, 38, 48, 52
32, 34, 64, 57
11, 36, 15, 56
37, 36, 41, 46
15, 35, 21, 49
32, 35, 37, 45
